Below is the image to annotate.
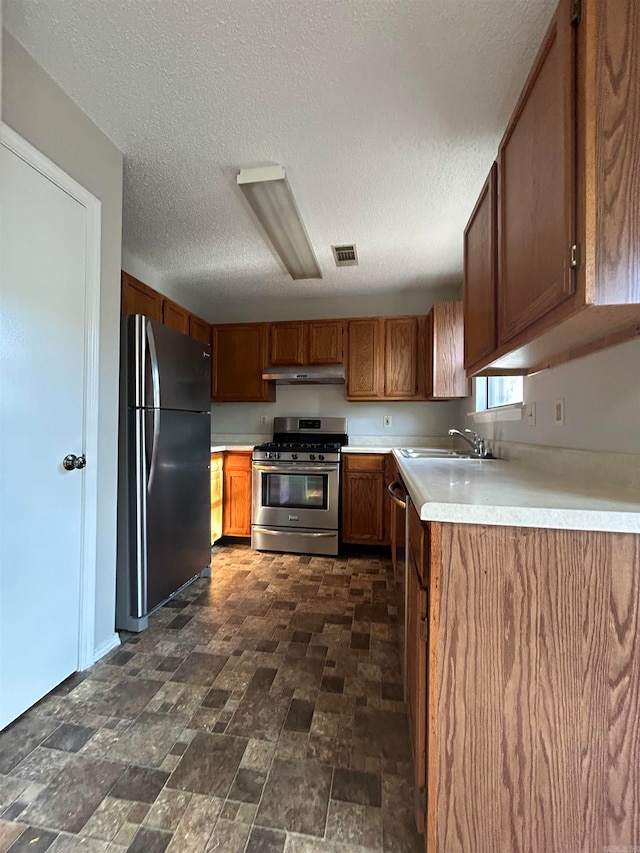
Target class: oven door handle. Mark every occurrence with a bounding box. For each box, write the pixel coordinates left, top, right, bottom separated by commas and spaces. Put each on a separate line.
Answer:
253, 527, 337, 538
387, 480, 407, 509
253, 464, 339, 474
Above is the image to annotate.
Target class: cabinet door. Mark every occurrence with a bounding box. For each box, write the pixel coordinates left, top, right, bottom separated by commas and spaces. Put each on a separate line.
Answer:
345, 319, 384, 400
270, 322, 306, 366
162, 298, 190, 335
464, 165, 497, 369
212, 324, 275, 402
190, 314, 211, 345
429, 302, 469, 399
307, 320, 343, 364
384, 317, 419, 398
210, 452, 223, 544
121, 272, 162, 321
498, 0, 576, 344
406, 543, 427, 834
342, 455, 386, 544
222, 453, 252, 536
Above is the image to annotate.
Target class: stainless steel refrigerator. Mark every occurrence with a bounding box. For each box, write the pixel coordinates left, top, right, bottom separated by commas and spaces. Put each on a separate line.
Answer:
116, 315, 211, 632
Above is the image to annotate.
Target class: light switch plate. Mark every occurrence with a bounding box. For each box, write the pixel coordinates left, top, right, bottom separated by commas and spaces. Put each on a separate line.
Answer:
526, 402, 536, 426
383, 415, 392, 428
554, 398, 565, 426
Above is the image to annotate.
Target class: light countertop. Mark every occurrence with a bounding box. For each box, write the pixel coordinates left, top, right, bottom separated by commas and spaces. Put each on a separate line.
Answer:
393, 449, 640, 534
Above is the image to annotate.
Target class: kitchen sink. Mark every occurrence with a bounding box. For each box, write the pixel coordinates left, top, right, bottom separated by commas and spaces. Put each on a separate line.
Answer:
399, 448, 497, 460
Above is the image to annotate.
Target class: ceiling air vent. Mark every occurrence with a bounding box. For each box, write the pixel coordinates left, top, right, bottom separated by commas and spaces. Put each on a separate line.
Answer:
332, 244, 358, 267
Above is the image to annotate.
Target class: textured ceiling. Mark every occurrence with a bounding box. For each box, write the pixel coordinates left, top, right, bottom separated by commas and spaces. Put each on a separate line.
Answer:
5, 0, 556, 310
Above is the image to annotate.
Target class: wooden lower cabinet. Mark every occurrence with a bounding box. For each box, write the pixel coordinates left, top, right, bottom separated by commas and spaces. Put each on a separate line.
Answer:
341, 453, 389, 545
409, 520, 640, 851
222, 451, 252, 537
210, 452, 223, 544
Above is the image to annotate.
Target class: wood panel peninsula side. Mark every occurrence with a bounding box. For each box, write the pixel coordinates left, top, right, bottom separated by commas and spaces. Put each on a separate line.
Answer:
421, 522, 639, 852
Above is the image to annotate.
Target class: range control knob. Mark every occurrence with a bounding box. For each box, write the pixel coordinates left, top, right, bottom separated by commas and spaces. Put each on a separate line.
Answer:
318, 454, 325, 461
309, 454, 316, 461
291, 453, 298, 460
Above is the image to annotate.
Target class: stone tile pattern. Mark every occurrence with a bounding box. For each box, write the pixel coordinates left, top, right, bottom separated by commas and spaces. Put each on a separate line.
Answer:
0, 545, 422, 852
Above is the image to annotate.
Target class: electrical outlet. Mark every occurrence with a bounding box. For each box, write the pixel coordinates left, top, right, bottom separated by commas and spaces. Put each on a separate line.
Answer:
260, 415, 269, 426
526, 402, 536, 426
554, 398, 565, 426
383, 415, 392, 428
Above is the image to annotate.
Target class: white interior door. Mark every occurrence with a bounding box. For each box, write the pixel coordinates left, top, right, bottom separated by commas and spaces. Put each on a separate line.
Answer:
0, 134, 93, 728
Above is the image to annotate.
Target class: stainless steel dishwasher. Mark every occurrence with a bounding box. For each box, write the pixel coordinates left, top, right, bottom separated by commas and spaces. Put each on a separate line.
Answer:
387, 475, 409, 699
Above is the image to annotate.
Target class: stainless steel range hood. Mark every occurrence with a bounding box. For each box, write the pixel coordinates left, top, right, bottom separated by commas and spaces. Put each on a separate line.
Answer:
262, 365, 345, 385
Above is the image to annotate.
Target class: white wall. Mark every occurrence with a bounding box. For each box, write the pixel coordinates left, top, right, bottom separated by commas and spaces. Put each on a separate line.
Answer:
121, 248, 166, 294
2, 32, 124, 655
468, 337, 640, 455
204, 285, 461, 325
212, 384, 464, 440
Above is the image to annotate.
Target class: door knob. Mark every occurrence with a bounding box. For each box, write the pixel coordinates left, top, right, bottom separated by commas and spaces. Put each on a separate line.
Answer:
63, 454, 86, 471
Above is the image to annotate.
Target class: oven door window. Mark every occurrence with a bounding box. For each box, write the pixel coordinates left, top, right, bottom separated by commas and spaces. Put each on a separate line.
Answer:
262, 472, 328, 510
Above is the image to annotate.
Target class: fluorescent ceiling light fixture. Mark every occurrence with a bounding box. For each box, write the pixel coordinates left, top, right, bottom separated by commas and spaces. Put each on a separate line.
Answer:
237, 165, 322, 280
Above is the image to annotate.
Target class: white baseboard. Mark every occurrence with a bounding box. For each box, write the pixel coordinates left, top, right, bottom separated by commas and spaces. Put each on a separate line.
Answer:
92, 632, 121, 666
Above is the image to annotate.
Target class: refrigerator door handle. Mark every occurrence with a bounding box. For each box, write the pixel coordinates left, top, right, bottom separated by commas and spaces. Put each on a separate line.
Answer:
134, 409, 148, 618
146, 320, 161, 410
147, 409, 160, 493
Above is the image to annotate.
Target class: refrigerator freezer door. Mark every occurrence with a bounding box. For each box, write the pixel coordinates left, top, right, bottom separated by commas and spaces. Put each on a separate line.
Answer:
122, 406, 211, 625
127, 315, 211, 412
143, 408, 211, 612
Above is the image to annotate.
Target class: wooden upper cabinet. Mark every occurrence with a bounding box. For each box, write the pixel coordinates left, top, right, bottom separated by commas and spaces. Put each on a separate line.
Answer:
384, 317, 419, 398
211, 323, 275, 402
268, 319, 343, 366
307, 320, 343, 364
269, 322, 306, 366
464, 165, 497, 370
190, 314, 211, 345
121, 272, 162, 322
498, 0, 576, 344
345, 318, 384, 399
162, 298, 190, 335
428, 302, 469, 399
462, 0, 640, 376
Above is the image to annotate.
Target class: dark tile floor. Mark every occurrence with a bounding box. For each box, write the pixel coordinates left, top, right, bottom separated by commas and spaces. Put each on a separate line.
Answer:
0, 545, 423, 853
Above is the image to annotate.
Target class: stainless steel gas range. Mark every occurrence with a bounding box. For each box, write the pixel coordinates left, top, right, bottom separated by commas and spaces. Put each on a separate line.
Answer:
251, 417, 348, 556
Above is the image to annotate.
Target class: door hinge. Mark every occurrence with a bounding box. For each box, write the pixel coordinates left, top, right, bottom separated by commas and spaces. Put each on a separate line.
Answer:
570, 0, 581, 26
570, 244, 580, 269
419, 618, 429, 642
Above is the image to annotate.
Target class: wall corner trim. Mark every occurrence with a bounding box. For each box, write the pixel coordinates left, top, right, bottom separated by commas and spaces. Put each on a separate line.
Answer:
92, 633, 121, 667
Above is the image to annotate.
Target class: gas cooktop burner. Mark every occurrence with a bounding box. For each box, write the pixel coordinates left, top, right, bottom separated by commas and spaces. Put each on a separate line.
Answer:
254, 441, 342, 452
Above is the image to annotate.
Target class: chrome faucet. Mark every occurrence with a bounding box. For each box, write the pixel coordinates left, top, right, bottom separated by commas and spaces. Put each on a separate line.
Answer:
448, 428, 493, 459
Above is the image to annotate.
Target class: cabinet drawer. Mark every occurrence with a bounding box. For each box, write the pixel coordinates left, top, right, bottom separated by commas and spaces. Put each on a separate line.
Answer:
343, 453, 387, 473
224, 451, 252, 471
